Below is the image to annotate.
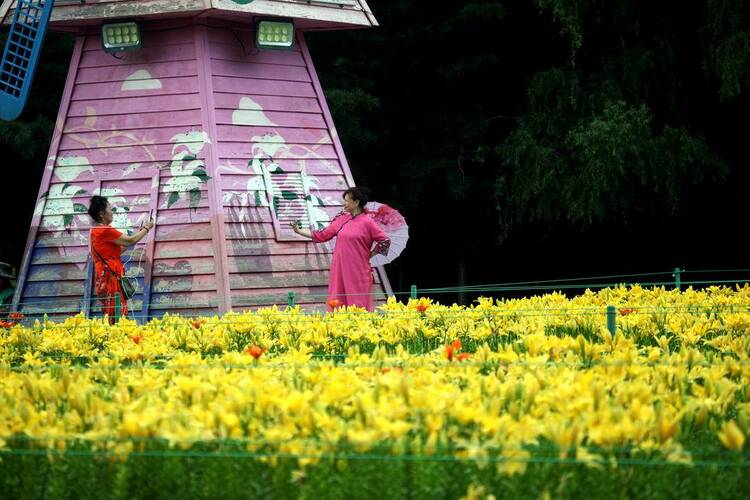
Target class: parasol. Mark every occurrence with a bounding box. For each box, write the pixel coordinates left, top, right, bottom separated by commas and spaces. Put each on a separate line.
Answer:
365, 202, 408, 266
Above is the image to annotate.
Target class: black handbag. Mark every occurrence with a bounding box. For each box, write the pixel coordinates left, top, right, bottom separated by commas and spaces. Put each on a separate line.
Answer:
119, 275, 137, 300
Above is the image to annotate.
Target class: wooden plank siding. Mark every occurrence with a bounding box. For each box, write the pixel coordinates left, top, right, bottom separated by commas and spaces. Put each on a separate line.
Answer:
13, 18, 390, 320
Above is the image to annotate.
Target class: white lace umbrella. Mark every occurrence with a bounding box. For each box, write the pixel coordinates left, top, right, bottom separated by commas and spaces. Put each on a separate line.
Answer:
365, 202, 409, 266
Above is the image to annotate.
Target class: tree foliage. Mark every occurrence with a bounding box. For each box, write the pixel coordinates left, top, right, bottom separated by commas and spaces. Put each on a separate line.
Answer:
495, 0, 738, 238
497, 69, 725, 230
0, 31, 73, 264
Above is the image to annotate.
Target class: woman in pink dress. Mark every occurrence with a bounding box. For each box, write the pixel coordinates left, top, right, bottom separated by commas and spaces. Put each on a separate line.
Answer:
292, 187, 390, 311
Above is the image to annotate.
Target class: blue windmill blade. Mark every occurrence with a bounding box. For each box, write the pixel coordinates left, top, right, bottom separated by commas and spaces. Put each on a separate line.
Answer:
0, 0, 55, 121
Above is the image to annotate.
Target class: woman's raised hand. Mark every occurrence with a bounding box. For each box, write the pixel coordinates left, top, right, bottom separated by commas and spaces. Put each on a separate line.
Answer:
290, 221, 312, 238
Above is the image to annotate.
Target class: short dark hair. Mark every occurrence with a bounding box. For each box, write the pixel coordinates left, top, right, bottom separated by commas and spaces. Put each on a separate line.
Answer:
343, 186, 370, 210
88, 196, 109, 223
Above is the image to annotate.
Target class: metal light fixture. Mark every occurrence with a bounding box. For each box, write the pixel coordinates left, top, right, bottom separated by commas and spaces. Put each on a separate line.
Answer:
255, 19, 295, 50
101, 21, 142, 54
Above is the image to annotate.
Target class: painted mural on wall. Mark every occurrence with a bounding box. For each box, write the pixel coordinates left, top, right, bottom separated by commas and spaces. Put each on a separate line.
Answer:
36, 100, 161, 241
26, 83, 213, 313
33, 87, 209, 245
163, 130, 212, 210
36, 177, 89, 235
17, 20, 387, 316
222, 96, 341, 231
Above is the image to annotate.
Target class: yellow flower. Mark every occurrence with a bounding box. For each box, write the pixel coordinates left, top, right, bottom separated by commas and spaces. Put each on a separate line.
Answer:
717, 420, 745, 451
658, 417, 679, 443
576, 446, 604, 469
496, 447, 529, 476
460, 483, 495, 500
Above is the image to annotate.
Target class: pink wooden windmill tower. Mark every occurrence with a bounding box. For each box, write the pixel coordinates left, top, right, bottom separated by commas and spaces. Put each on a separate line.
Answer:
5, 0, 391, 320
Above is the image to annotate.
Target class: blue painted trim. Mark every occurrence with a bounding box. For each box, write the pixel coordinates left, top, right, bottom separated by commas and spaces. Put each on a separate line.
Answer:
0, 0, 56, 121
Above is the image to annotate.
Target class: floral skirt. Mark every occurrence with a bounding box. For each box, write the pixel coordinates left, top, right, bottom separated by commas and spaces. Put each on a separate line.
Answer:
95, 269, 128, 321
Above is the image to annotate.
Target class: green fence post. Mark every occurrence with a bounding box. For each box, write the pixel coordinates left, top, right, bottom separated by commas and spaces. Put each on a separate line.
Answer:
673, 267, 682, 291
606, 305, 616, 337
114, 293, 121, 322
288, 291, 296, 307
411, 285, 417, 300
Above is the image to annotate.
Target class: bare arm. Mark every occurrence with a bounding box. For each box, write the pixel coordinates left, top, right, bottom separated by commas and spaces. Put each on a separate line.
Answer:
114, 220, 155, 247
290, 221, 312, 239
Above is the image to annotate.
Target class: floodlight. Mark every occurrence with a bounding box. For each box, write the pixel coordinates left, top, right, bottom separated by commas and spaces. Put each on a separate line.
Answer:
102, 21, 142, 54
256, 20, 295, 50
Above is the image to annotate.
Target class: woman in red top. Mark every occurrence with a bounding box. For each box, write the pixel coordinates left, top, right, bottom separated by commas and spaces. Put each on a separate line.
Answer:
88, 196, 154, 321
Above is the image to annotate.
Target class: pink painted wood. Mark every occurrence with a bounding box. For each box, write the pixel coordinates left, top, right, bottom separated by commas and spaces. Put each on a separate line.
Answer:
13, 33, 86, 314
195, 24, 232, 313
14, 19, 392, 318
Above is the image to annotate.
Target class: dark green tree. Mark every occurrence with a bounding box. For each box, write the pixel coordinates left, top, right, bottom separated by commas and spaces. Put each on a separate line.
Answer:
497, 0, 737, 239
308, 1, 551, 293
0, 31, 73, 264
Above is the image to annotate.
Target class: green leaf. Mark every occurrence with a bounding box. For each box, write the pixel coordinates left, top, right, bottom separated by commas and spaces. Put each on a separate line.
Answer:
39, 190, 49, 199
75, 189, 88, 196
193, 169, 211, 183
273, 196, 280, 215
73, 203, 87, 213
281, 190, 297, 200
270, 165, 285, 174
62, 183, 71, 193
254, 191, 263, 207
189, 189, 202, 209
167, 191, 180, 208
63, 214, 74, 227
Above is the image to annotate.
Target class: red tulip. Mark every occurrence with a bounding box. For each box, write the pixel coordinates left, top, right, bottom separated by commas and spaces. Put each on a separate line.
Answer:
445, 339, 465, 362
246, 345, 263, 359
445, 344, 455, 361
327, 299, 342, 309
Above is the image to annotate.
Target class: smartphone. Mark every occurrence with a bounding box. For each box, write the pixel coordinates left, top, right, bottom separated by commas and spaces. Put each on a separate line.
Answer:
148, 209, 153, 221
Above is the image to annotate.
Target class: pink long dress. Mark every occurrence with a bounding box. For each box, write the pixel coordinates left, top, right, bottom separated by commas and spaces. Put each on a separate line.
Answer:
311, 212, 390, 311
